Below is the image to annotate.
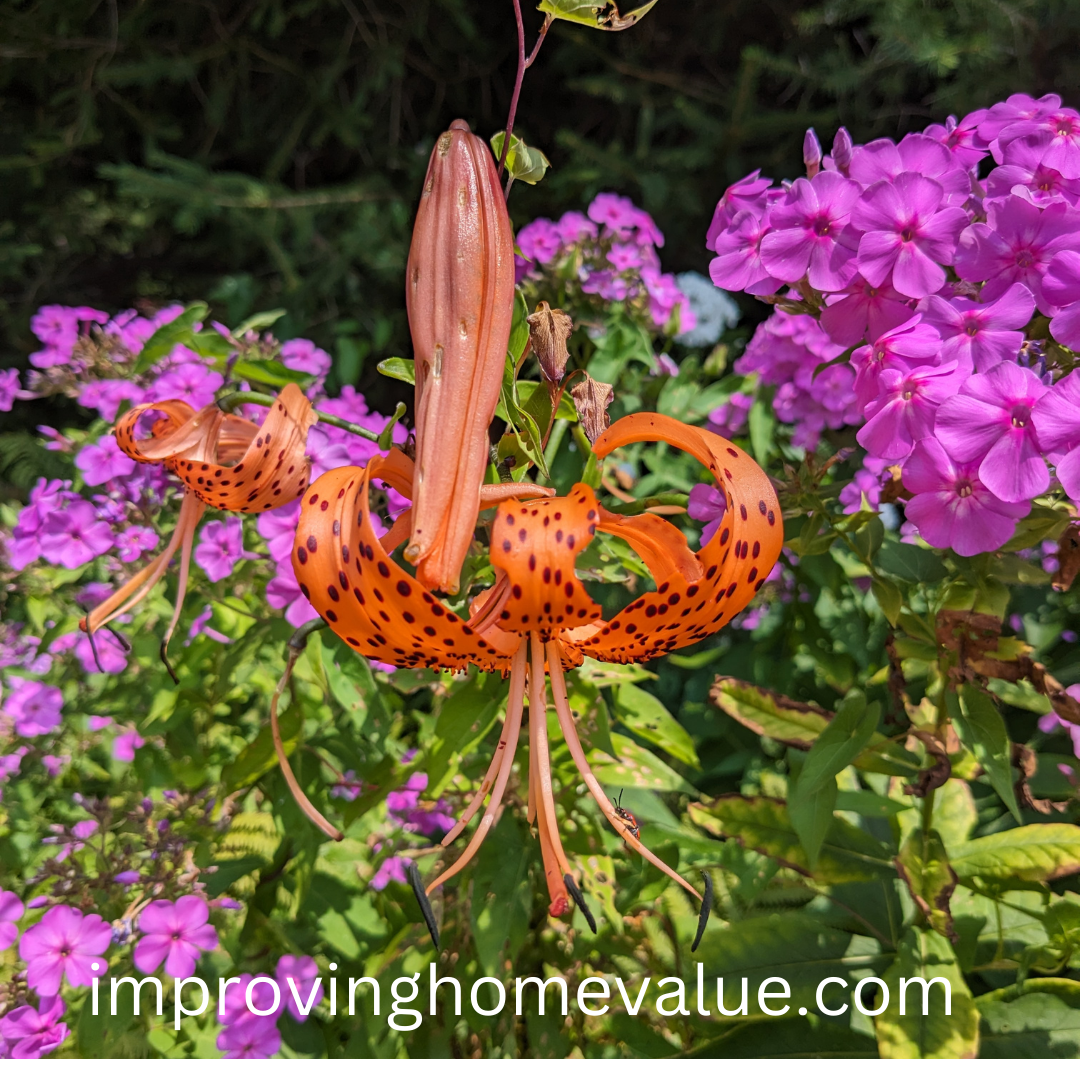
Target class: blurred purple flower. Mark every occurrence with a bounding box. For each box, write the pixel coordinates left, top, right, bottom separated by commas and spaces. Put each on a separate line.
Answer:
74, 632, 128, 675
148, 362, 223, 410
331, 769, 363, 801
41, 755, 69, 779
555, 210, 597, 246
281, 339, 332, 378
75, 435, 137, 487
266, 561, 319, 628
217, 1014, 281, 1060
187, 604, 232, 644
39, 500, 114, 569
3, 678, 62, 738
134, 896, 218, 979
607, 242, 644, 271
588, 192, 640, 234
220, 972, 285, 1025
113, 871, 140, 885
0, 890, 24, 950
687, 483, 728, 545
903, 437, 1029, 555
371, 854, 410, 891
76, 379, 146, 422
87, 715, 113, 731
706, 392, 754, 439
115, 526, 159, 563
19, 906, 110, 995
276, 955, 324, 1022
934, 362, 1050, 502
0, 996, 69, 1060
195, 518, 250, 582
517, 218, 562, 264
111, 729, 145, 763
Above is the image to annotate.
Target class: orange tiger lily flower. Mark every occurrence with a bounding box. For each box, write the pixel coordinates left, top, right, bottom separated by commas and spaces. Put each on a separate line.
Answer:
80, 384, 315, 672
292, 411, 782, 943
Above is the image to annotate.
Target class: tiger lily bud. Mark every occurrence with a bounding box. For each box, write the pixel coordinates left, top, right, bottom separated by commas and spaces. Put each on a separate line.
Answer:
405, 119, 515, 594
570, 374, 614, 444
526, 301, 574, 389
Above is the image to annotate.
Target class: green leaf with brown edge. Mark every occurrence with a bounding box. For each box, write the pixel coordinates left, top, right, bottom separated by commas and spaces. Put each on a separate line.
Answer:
976, 976, 1080, 1008
611, 681, 699, 768
949, 824, 1080, 882
896, 830, 959, 942
537, 0, 658, 30
712, 677, 917, 776
950, 684, 1023, 824
874, 927, 980, 1059
977, 995, 1080, 1057
688, 795, 895, 884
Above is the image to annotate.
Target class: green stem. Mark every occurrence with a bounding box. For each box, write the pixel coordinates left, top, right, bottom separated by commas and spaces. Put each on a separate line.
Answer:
216, 391, 380, 442
605, 493, 690, 516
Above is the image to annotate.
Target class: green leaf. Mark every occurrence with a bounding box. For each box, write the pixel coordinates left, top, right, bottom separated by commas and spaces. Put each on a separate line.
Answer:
320, 638, 369, 729
689, 795, 896, 884
950, 684, 1022, 824
536, 0, 658, 30
421, 677, 502, 795
592, 734, 697, 793
490, 131, 550, 185
133, 302, 209, 371
203, 855, 267, 897
233, 308, 286, 335
949, 824, 1080, 882
835, 789, 911, 818
220, 699, 303, 792
896, 830, 958, 942
230, 356, 301, 388
871, 578, 903, 625
377, 356, 416, 385
611, 682, 699, 768
876, 538, 947, 583
978, 994, 1080, 1057
875, 927, 980, 1058
796, 691, 879, 794
747, 397, 775, 465
787, 778, 837, 869
470, 812, 533, 975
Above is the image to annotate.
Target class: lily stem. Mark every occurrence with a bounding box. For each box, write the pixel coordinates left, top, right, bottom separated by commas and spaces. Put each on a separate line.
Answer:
605, 493, 691, 516
498, 2, 553, 185
217, 390, 380, 442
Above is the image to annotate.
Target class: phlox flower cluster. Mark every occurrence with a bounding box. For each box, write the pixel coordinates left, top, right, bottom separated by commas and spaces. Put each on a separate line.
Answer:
516, 192, 696, 336
707, 94, 1080, 555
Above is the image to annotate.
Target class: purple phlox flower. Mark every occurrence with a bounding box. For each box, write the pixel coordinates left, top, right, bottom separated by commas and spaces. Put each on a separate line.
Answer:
386, 772, 426, 821
276, 955, 324, 1022
257, 501, 301, 563
1044, 250, 1080, 350
0, 890, 24, 950
923, 111, 990, 171
41, 755, 69, 779
212, 897, 242, 910
371, 853, 411, 891
87, 715, 113, 731
934, 362, 1050, 502
628, 206, 664, 248
588, 192, 641, 236
978, 94, 1063, 156
820, 274, 913, 348
709, 211, 782, 296
517, 218, 562, 264
331, 769, 363, 801
30, 306, 82, 350
903, 437, 1029, 555
1031, 369, 1080, 500
75, 434, 137, 488
71, 820, 98, 841
266, 560, 318, 628
115, 526, 159, 563
0, 369, 27, 412
687, 483, 728, 546
850, 133, 972, 203
111, 728, 145, 763
219, 972, 286, 1026
2, 678, 63, 738
986, 138, 1080, 210
0, 996, 69, 1059
39, 499, 114, 569
850, 314, 944, 409
19, 905, 111, 995
77, 379, 146, 422
918, 281, 1035, 373
113, 871, 140, 885
998, 106, 1080, 180
851, 172, 971, 299
133, 895, 218, 979
7, 479, 72, 571
706, 170, 774, 248
954, 195, 1080, 311
280, 339, 332, 379
759, 171, 861, 291
803, 127, 822, 177
187, 604, 232, 645
217, 1014, 281, 1060
306, 426, 353, 481
555, 210, 597, 246
840, 466, 884, 514
706, 391, 754, 439
74, 631, 128, 675
829, 127, 854, 174
642, 267, 693, 331
317, 385, 370, 427
1038, 685, 1080, 756
148, 362, 223, 410
608, 241, 644, 271
195, 518, 251, 582
652, 353, 679, 377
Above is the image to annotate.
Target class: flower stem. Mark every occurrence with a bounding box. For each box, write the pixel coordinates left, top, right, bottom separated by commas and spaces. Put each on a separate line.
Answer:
605, 493, 690, 516
497, 2, 553, 183
217, 390, 380, 442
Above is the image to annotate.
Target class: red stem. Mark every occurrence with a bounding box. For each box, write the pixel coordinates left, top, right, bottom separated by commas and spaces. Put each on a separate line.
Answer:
497, 2, 553, 181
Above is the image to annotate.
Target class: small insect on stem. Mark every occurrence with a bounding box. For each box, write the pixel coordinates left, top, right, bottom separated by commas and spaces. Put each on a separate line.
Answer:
613, 789, 641, 840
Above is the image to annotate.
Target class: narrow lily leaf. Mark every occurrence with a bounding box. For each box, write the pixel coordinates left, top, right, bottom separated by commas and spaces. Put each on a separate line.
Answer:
795, 691, 879, 794
537, 0, 659, 30
611, 682, 700, 768
950, 684, 1023, 824
787, 777, 837, 870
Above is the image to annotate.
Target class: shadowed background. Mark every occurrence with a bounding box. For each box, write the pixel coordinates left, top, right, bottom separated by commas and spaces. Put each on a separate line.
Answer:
2, 0, 1078, 454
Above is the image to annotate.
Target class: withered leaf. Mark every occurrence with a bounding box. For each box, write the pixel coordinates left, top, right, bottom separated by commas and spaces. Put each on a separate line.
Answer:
570, 373, 614, 443
1053, 523, 1080, 592
903, 728, 951, 798
526, 301, 573, 387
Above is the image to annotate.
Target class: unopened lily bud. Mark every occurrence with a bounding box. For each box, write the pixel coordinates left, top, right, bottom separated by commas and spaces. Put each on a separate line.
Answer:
406, 119, 515, 594
526, 301, 574, 389
570, 375, 615, 444
831, 127, 853, 174
803, 127, 822, 178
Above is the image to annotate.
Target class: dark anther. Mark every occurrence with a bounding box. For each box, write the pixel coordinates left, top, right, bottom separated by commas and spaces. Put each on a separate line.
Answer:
104, 626, 132, 652
159, 640, 179, 686
691, 871, 714, 953
408, 862, 440, 949
563, 873, 597, 934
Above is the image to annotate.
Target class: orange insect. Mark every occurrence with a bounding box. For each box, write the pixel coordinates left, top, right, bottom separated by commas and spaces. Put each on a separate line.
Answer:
291, 411, 782, 945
